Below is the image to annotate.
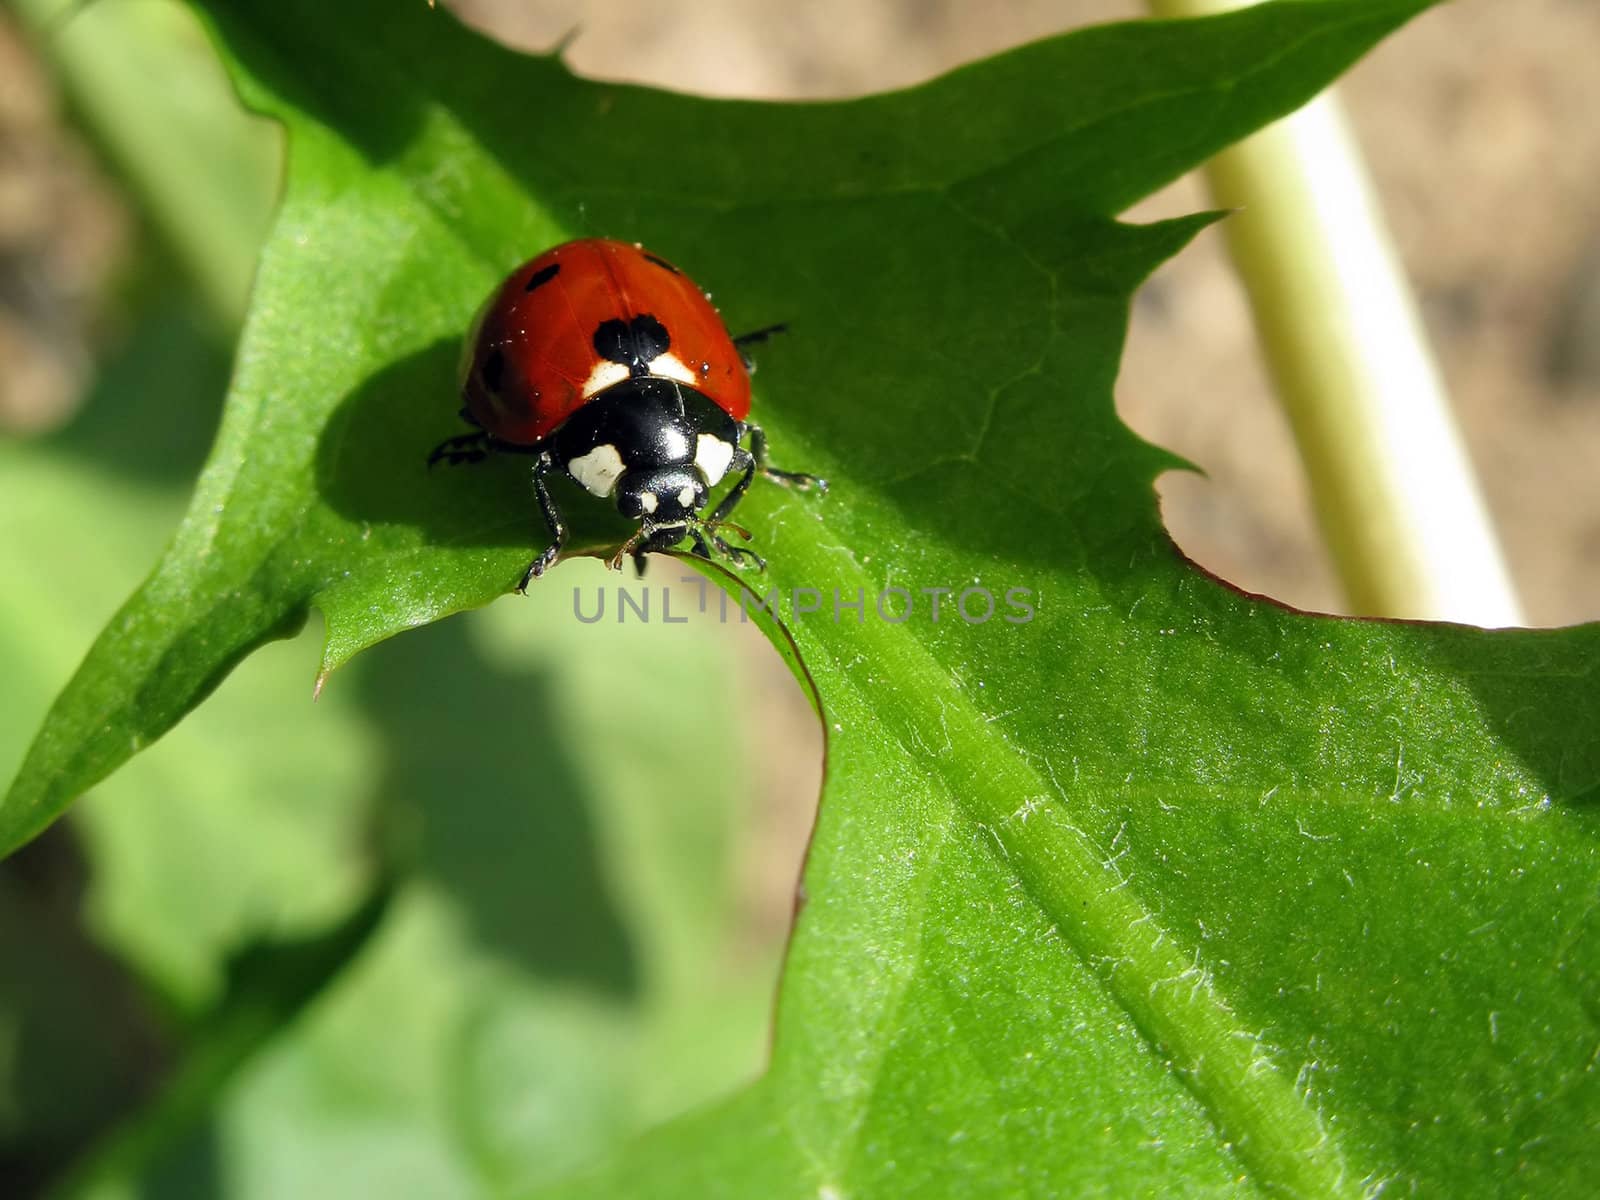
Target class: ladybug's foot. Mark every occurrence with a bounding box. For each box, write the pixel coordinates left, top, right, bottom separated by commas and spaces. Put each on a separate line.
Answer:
763, 467, 828, 494
731, 323, 788, 372
709, 528, 765, 571
428, 432, 490, 468
518, 543, 560, 593
688, 523, 762, 570
731, 323, 787, 350
717, 540, 766, 571
744, 422, 827, 494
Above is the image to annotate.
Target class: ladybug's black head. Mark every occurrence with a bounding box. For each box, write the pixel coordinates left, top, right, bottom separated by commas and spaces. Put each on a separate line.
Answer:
616, 465, 707, 525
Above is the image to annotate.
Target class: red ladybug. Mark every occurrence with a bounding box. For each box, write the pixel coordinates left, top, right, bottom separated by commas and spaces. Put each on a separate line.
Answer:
431, 238, 825, 587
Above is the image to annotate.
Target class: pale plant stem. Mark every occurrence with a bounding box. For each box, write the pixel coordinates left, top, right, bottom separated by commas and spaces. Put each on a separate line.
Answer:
1144, 0, 1523, 626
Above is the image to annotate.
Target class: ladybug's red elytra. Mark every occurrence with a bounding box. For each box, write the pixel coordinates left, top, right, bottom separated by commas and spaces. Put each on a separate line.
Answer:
430, 238, 825, 588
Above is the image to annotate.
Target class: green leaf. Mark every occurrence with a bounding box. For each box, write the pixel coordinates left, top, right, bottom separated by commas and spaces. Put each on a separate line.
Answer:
44, 576, 787, 1198
9, 0, 1599, 1196
4, 325, 785, 1192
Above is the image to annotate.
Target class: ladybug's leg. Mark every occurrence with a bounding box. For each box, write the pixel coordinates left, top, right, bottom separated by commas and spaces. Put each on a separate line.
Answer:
519, 452, 566, 591
745, 422, 828, 492
428, 431, 491, 467
690, 515, 762, 571
429, 429, 542, 468
702, 424, 824, 560
707, 448, 758, 526
730, 323, 787, 372
705, 424, 825, 527
732, 324, 786, 347
427, 406, 489, 466
707, 526, 765, 571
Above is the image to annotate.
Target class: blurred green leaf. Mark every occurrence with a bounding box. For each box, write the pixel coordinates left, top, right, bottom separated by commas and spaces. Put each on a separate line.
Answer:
10, 0, 279, 325
9, 0, 1600, 1196
0, 301, 373, 1014
53, 875, 396, 1200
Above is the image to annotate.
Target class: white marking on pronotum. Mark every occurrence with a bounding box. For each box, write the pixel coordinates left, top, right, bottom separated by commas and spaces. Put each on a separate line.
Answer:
647, 351, 698, 387
677, 484, 696, 507
695, 434, 734, 485
639, 492, 658, 514
581, 360, 630, 398
567, 444, 625, 497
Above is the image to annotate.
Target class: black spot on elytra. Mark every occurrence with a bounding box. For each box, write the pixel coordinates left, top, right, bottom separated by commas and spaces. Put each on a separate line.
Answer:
481, 348, 506, 392
642, 253, 680, 276
524, 262, 560, 292
593, 315, 671, 375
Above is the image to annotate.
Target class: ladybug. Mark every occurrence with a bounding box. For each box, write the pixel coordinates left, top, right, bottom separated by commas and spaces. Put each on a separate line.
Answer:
430, 238, 825, 588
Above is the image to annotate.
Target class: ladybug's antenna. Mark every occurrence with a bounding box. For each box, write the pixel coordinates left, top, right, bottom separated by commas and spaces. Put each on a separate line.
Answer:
608, 527, 647, 572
